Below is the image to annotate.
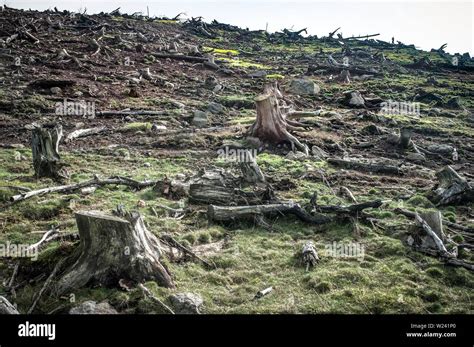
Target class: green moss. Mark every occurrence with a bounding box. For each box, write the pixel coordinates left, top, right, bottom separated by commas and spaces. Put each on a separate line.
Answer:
121, 122, 152, 132
406, 194, 435, 208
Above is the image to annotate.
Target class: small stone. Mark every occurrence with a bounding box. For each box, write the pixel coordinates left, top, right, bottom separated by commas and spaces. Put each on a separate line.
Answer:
344, 91, 365, 107
69, 301, 118, 314
426, 144, 455, 155
204, 76, 218, 89
406, 152, 426, 162
288, 78, 320, 95
361, 124, 384, 135
285, 151, 307, 160
445, 96, 463, 109
192, 110, 208, 127
143, 162, 151, 167
50, 87, 62, 95
311, 146, 328, 159
137, 200, 146, 208
80, 186, 97, 195
207, 102, 225, 114
151, 124, 167, 131
169, 293, 203, 314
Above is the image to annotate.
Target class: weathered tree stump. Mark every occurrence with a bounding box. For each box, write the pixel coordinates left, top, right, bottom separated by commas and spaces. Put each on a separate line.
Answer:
432, 166, 474, 205
32, 124, 66, 179
248, 84, 309, 155
55, 211, 174, 295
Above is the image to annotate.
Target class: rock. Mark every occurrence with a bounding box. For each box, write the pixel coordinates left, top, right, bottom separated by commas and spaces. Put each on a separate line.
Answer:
343, 91, 365, 107
207, 102, 225, 114
50, 87, 62, 95
445, 96, 463, 109
69, 301, 118, 314
0, 296, 19, 314
73, 90, 83, 97
406, 152, 426, 162
192, 110, 208, 127
413, 90, 442, 103
386, 133, 400, 145
247, 70, 267, 78
361, 124, 385, 135
151, 124, 167, 131
311, 146, 328, 160
204, 76, 218, 89
80, 186, 96, 195
285, 151, 307, 160
288, 79, 320, 95
427, 144, 455, 155
324, 111, 343, 120
169, 293, 203, 314
143, 162, 151, 167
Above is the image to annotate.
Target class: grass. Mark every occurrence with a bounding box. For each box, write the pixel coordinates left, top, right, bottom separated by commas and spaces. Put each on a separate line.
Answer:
0, 144, 473, 314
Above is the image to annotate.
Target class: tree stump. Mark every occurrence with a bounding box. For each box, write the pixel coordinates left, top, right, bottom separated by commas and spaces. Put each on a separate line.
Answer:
432, 166, 474, 205
55, 211, 174, 295
248, 84, 309, 155
32, 124, 66, 179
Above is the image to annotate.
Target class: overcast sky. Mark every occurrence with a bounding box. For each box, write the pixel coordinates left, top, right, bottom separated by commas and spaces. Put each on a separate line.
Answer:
6, 0, 473, 55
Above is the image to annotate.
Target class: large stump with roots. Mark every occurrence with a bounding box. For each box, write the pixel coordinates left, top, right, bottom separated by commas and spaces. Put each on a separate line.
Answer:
249, 84, 309, 155
32, 124, 66, 179
55, 211, 174, 295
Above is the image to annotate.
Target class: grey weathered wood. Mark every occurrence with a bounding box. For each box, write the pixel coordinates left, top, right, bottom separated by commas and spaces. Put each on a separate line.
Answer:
32, 124, 65, 179
249, 84, 308, 155
208, 202, 331, 225
433, 166, 474, 205
0, 296, 19, 314
55, 211, 174, 295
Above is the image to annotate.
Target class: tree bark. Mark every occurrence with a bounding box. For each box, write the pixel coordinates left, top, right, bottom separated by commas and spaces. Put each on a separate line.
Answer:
55, 211, 174, 295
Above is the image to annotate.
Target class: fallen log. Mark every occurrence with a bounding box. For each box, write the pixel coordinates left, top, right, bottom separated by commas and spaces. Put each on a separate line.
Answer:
10, 176, 158, 203
65, 126, 106, 142
208, 202, 331, 225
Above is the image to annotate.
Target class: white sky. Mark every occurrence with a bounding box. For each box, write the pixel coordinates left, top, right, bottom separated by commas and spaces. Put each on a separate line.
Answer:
6, 0, 473, 55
